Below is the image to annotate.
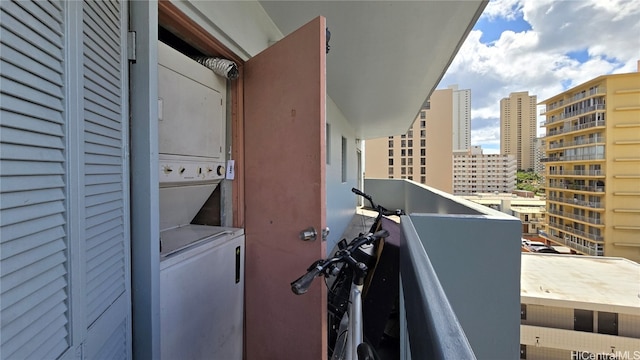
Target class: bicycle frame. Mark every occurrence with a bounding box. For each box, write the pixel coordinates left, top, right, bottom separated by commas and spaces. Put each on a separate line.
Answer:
346, 282, 363, 360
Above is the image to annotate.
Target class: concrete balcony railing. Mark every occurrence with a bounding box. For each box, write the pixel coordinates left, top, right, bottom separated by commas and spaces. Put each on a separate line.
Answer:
545, 119, 605, 135
547, 136, 605, 150
364, 179, 522, 360
546, 169, 605, 177
548, 221, 604, 243
541, 104, 606, 126
541, 153, 606, 163
546, 221, 604, 242
546, 183, 605, 192
541, 229, 604, 256
547, 209, 604, 225
546, 195, 604, 209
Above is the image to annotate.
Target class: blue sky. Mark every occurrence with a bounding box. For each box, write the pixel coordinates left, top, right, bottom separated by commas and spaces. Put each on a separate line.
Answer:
438, 0, 640, 154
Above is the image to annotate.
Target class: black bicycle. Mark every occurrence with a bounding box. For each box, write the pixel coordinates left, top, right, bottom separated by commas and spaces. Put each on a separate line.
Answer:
291, 188, 403, 360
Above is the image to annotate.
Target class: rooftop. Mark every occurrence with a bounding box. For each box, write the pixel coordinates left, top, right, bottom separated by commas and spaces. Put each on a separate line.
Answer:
521, 253, 640, 313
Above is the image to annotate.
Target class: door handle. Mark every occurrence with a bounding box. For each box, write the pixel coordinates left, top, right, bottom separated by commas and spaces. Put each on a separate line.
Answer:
299, 227, 317, 241
299, 227, 330, 242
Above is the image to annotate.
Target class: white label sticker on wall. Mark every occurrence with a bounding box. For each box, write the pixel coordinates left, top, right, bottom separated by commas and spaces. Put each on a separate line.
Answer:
226, 160, 235, 180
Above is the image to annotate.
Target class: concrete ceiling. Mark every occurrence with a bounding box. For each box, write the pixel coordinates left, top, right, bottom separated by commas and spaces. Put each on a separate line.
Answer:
259, 1, 487, 140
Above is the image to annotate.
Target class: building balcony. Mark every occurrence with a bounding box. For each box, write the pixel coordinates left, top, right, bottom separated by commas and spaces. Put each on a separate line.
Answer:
546, 195, 604, 209
363, 178, 522, 360
547, 136, 605, 150
541, 231, 602, 256
544, 119, 606, 136
547, 221, 604, 242
521, 324, 638, 355
547, 209, 603, 225
541, 104, 606, 126
546, 183, 605, 192
540, 153, 606, 163
546, 169, 605, 177
539, 88, 607, 117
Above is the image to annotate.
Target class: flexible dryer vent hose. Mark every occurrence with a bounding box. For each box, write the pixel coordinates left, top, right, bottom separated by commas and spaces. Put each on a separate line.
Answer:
193, 56, 239, 80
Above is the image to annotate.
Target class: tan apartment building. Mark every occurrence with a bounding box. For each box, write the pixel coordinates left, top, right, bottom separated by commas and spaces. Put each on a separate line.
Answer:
539, 68, 640, 262
501, 91, 538, 171
366, 86, 469, 193
520, 253, 640, 360
453, 145, 517, 195
463, 193, 546, 236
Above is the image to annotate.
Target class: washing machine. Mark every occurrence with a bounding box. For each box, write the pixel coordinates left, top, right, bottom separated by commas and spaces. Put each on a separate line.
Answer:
158, 41, 243, 360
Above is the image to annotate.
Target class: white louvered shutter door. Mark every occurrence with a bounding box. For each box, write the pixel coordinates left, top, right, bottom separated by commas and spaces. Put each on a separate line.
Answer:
0, 1, 71, 358
81, 0, 130, 358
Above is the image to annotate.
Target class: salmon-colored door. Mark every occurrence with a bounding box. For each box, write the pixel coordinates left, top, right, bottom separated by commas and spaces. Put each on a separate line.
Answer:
244, 17, 327, 360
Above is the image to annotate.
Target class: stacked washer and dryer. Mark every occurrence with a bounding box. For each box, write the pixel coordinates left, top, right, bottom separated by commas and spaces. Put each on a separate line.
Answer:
157, 41, 244, 360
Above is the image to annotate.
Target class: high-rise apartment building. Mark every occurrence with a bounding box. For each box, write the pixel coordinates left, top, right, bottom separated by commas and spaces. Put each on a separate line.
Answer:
501, 91, 538, 171
539, 68, 640, 262
453, 146, 517, 195
451, 85, 471, 152
365, 86, 471, 193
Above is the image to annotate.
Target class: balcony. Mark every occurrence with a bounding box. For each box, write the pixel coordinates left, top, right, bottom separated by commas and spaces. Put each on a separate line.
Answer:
545, 119, 606, 136
546, 183, 605, 192
546, 221, 604, 242
541, 104, 606, 126
546, 169, 605, 177
547, 136, 605, 150
540, 154, 606, 163
541, 231, 600, 255
547, 209, 604, 225
363, 179, 522, 360
546, 195, 604, 209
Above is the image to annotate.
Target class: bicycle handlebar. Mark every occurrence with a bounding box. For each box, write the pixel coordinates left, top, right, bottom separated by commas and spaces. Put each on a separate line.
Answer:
291, 264, 324, 295
290, 229, 389, 295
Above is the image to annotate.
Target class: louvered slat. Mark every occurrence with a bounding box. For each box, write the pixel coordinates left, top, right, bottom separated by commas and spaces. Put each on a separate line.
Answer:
0, 1, 69, 358
94, 319, 128, 360
82, 0, 127, 330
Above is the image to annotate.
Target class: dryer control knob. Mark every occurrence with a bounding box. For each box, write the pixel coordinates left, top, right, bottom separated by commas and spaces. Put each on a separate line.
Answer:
217, 165, 225, 176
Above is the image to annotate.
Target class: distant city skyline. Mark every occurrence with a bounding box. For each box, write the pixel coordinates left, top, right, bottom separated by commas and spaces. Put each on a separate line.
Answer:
438, 0, 640, 154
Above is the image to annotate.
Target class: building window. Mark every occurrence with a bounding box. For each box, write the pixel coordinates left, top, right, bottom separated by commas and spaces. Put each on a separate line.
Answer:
341, 136, 347, 183
420, 130, 426, 138
388, 167, 393, 175
388, 140, 393, 147
420, 139, 425, 147
574, 309, 593, 332
420, 120, 426, 128
420, 158, 425, 166
520, 344, 526, 359
401, 149, 406, 157
598, 312, 618, 336
420, 149, 425, 156
420, 111, 426, 119
408, 158, 413, 166
388, 149, 393, 157
401, 167, 406, 175
408, 140, 413, 147
401, 158, 406, 166
401, 140, 406, 148
420, 176, 426, 183
408, 149, 413, 156
388, 159, 394, 166
521, 304, 527, 320
420, 167, 426, 175
407, 130, 413, 138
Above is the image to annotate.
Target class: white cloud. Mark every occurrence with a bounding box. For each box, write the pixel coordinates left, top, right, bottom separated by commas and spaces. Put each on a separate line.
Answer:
440, 0, 640, 150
